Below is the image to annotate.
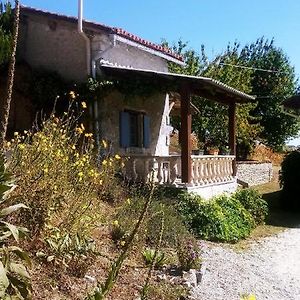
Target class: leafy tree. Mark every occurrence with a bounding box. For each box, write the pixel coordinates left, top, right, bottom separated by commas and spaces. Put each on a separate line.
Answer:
239, 38, 299, 149
0, 1, 13, 65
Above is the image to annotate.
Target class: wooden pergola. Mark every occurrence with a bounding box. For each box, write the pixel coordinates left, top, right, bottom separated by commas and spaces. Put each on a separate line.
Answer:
100, 64, 256, 184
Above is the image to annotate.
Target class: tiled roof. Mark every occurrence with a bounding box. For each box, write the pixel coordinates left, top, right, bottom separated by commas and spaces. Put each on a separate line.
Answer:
20, 6, 184, 63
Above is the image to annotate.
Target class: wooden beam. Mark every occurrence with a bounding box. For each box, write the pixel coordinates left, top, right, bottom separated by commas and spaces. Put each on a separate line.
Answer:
180, 84, 192, 184
228, 102, 237, 176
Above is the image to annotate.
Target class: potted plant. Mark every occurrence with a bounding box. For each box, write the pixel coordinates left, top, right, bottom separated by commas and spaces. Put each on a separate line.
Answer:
207, 146, 219, 155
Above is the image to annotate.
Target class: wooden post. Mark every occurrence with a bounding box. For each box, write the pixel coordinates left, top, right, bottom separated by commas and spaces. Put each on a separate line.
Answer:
228, 102, 237, 176
180, 85, 192, 184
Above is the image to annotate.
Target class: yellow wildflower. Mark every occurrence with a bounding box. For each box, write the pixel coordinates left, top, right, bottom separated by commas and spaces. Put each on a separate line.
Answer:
102, 160, 107, 166
18, 144, 25, 150
71, 145, 76, 150
80, 123, 85, 131
126, 198, 131, 205
102, 140, 107, 148
81, 101, 87, 109
115, 154, 121, 160
14, 132, 19, 136
120, 240, 126, 246
84, 133, 93, 138
76, 127, 83, 134
112, 220, 119, 226
44, 168, 48, 174
69, 91, 76, 99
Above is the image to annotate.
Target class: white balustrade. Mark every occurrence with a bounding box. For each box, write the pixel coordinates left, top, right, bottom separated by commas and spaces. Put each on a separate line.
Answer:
122, 154, 235, 187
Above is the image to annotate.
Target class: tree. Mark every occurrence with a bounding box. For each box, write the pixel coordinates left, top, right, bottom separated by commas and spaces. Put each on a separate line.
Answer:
0, 0, 19, 148
239, 38, 299, 149
0, 1, 13, 65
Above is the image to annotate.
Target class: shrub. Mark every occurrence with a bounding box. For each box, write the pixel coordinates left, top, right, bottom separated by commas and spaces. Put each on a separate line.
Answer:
177, 237, 201, 271
178, 193, 255, 242
279, 151, 300, 211
234, 189, 268, 224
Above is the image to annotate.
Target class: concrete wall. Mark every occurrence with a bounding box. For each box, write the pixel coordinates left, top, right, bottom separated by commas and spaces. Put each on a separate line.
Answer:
19, 14, 87, 82
99, 92, 171, 156
18, 13, 169, 82
186, 179, 238, 200
236, 161, 273, 186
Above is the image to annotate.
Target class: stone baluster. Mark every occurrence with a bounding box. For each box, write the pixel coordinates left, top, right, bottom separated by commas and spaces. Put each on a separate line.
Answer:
143, 158, 150, 183
132, 158, 138, 182
198, 158, 205, 185
170, 157, 179, 184
192, 158, 198, 186
156, 158, 164, 184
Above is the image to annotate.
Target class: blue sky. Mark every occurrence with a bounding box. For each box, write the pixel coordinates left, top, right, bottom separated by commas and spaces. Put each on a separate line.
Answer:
20, 0, 300, 144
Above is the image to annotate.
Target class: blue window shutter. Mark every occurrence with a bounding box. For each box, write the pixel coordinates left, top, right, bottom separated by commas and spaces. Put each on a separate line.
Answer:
143, 115, 150, 148
120, 111, 130, 148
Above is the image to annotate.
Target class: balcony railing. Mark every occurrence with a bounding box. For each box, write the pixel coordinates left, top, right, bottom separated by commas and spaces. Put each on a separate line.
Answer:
122, 154, 235, 187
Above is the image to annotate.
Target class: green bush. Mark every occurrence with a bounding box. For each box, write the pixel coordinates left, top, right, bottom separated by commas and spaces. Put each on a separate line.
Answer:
279, 151, 300, 211
178, 193, 255, 242
234, 189, 268, 224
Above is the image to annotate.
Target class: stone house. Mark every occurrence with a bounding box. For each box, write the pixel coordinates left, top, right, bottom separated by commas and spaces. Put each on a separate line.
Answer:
17, 5, 256, 198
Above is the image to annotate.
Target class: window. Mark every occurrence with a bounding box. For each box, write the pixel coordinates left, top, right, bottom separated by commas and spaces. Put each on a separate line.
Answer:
119, 111, 150, 148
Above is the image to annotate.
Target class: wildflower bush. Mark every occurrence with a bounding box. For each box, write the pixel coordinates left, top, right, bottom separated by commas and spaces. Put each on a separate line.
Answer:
5, 101, 123, 264
177, 237, 202, 271
178, 189, 267, 242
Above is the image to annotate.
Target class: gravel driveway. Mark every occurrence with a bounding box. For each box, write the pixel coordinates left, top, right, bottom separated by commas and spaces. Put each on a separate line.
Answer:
191, 227, 300, 300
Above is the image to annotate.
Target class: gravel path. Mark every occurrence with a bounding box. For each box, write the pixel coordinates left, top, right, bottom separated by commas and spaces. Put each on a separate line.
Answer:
191, 227, 300, 300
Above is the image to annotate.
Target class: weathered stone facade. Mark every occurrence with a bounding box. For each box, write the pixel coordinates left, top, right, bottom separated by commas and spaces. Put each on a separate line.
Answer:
236, 161, 273, 186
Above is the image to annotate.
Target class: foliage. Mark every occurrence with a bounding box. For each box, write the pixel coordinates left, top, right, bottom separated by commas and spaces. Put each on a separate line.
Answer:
234, 189, 268, 225
142, 248, 166, 267
0, 1, 13, 66
279, 151, 300, 211
177, 237, 202, 271
177, 192, 256, 242
239, 38, 299, 149
0, 155, 31, 299
5, 100, 123, 264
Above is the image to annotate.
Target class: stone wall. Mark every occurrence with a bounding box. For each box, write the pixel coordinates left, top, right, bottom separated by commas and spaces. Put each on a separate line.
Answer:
236, 161, 273, 186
